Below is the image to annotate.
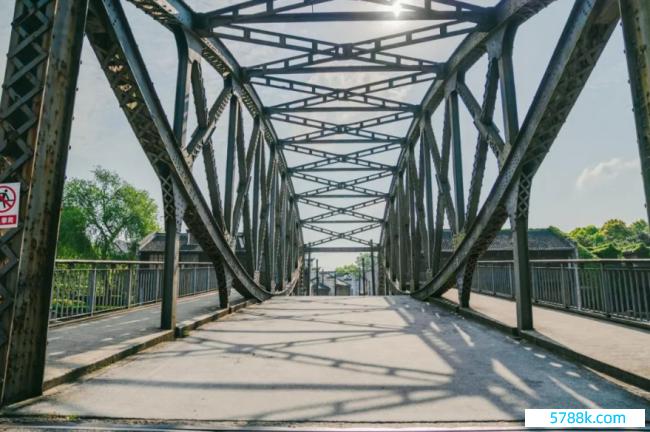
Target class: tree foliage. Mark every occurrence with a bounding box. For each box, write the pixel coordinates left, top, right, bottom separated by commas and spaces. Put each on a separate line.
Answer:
591, 243, 622, 259
561, 219, 650, 258
57, 207, 96, 259
335, 253, 374, 275
356, 253, 371, 269
335, 264, 358, 275
58, 167, 161, 260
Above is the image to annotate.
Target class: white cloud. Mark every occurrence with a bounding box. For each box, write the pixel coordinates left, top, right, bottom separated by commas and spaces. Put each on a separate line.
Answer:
575, 158, 640, 190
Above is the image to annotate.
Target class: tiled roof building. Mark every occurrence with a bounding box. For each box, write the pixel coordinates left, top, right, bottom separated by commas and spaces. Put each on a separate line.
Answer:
441, 228, 577, 261
138, 228, 577, 263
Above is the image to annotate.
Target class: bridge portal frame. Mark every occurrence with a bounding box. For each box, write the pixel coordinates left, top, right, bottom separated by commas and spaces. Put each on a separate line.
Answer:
0, 0, 649, 408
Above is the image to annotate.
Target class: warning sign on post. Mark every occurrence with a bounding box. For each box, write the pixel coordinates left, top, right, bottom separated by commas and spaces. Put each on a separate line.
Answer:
0, 183, 20, 228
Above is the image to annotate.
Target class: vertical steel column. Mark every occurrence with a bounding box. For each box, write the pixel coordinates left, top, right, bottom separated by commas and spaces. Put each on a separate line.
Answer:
497, 27, 519, 159
315, 259, 319, 295
511, 210, 533, 330
306, 250, 312, 295
276, 175, 287, 291
496, 24, 532, 331
252, 142, 262, 270
361, 257, 366, 295
376, 249, 383, 296
0, 0, 88, 405
448, 88, 465, 232
161, 29, 194, 331
620, 0, 650, 225
432, 193, 445, 274
268, 167, 277, 291
224, 95, 240, 233
161, 210, 180, 330
407, 152, 420, 290
397, 173, 409, 289
370, 241, 376, 297
390, 199, 399, 282
422, 137, 435, 273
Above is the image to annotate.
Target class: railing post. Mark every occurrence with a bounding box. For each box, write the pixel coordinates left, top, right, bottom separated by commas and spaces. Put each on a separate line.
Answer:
125, 266, 133, 309
88, 265, 97, 316
490, 265, 496, 295
136, 266, 143, 305
560, 263, 569, 308
508, 262, 514, 298
192, 265, 197, 294
573, 263, 582, 311
600, 262, 612, 317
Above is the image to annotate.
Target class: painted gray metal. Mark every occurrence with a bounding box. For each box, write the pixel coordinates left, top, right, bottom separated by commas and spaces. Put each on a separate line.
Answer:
0, 0, 89, 405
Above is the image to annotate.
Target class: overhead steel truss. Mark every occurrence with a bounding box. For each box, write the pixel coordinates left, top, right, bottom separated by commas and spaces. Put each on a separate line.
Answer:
0, 0, 649, 407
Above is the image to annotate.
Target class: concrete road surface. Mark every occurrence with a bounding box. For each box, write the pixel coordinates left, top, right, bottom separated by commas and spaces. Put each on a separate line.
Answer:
11, 296, 650, 423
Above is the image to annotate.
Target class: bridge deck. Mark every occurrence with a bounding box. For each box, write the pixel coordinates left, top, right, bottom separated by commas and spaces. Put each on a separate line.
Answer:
12, 296, 650, 423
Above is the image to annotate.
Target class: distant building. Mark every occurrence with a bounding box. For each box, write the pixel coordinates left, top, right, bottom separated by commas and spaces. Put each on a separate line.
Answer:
138, 231, 245, 263
309, 272, 353, 296
138, 232, 206, 263
441, 228, 578, 262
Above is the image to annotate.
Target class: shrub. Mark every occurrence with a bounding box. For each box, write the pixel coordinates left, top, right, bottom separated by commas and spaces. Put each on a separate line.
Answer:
591, 243, 622, 259
624, 243, 650, 258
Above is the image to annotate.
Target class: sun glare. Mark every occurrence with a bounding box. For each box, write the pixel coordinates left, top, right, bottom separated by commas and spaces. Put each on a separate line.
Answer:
391, 0, 403, 17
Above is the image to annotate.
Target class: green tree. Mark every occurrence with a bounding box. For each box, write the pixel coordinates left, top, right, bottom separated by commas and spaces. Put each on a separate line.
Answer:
568, 225, 604, 248
355, 253, 371, 269
335, 253, 375, 275
57, 207, 96, 259
335, 264, 358, 275
591, 243, 622, 259
600, 219, 631, 246
629, 219, 650, 245
60, 167, 161, 259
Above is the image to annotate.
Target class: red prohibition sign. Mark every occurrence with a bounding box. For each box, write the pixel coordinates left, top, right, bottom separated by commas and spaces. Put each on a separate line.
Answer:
0, 185, 17, 213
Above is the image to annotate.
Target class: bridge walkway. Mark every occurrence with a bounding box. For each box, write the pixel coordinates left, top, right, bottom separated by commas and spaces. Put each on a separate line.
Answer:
441, 290, 650, 388
9, 296, 650, 424
44, 292, 243, 389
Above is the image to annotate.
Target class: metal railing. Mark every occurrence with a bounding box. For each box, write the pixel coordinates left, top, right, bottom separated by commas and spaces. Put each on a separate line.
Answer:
51, 260, 219, 322
472, 260, 650, 323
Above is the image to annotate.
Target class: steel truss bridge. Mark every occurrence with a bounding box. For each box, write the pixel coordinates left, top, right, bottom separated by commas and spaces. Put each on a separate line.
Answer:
0, 0, 649, 409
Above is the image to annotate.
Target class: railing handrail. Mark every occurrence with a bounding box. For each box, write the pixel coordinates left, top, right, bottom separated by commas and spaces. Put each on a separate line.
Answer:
476, 259, 650, 264
56, 259, 215, 265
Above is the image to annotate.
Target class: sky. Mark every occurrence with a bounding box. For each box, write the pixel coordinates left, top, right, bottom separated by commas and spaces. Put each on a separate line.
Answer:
0, 0, 646, 269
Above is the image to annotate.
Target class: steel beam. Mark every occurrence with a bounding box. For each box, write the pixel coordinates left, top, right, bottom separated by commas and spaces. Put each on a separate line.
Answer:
412, 0, 619, 301
0, 0, 88, 406
620, 0, 650, 226
448, 88, 465, 233
248, 65, 442, 76
379, 0, 559, 255
125, 0, 304, 249
306, 247, 379, 253
86, 0, 273, 304
202, 10, 487, 26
